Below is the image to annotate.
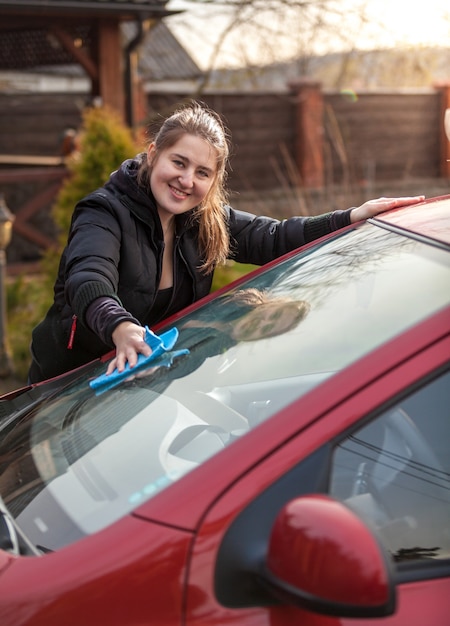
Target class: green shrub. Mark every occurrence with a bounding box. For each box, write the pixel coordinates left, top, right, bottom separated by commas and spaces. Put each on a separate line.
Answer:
52, 105, 139, 239
6, 274, 50, 382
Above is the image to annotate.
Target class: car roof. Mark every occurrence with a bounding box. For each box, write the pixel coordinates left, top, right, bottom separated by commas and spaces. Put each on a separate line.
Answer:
372, 195, 450, 246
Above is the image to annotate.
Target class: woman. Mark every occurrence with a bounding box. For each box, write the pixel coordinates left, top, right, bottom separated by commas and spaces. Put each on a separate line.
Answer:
28, 101, 425, 383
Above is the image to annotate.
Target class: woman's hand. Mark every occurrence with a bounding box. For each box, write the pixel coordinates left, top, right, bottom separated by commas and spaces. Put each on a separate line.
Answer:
350, 196, 425, 223
107, 321, 152, 375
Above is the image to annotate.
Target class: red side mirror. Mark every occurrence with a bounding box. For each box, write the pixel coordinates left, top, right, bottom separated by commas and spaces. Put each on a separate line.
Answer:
261, 494, 395, 618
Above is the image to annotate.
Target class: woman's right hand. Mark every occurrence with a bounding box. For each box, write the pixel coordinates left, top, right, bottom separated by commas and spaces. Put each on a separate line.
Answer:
107, 321, 152, 375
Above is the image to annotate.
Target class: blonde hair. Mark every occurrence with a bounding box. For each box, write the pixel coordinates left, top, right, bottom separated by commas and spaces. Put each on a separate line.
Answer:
138, 101, 231, 273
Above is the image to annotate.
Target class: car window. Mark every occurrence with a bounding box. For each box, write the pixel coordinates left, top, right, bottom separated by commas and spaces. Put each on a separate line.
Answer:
0, 222, 449, 550
330, 370, 450, 564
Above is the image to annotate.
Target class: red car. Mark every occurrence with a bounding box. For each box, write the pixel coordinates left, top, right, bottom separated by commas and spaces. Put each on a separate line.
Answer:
0, 195, 449, 625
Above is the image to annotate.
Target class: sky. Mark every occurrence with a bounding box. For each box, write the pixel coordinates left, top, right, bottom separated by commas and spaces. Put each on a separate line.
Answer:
166, 0, 450, 69
357, 0, 450, 48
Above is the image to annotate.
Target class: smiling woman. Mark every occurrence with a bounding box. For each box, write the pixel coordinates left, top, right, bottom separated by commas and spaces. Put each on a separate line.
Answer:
27, 99, 424, 387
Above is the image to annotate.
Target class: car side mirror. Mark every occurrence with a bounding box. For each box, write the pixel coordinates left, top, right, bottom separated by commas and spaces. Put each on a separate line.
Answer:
259, 494, 396, 618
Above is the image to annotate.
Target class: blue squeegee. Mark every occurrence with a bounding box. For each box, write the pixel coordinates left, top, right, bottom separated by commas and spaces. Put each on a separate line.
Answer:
89, 326, 189, 392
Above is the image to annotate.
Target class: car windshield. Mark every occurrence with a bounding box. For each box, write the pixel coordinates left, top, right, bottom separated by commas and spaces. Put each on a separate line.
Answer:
0, 221, 449, 550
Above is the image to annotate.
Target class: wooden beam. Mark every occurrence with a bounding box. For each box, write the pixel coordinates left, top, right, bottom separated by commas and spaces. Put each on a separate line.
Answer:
13, 221, 57, 251
0, 155, 66, 166
95, 19, 125, 121
14, 182, 62, 223
0, 167, 67, 184
49, 24, 98, 81
289, 79, 325, 189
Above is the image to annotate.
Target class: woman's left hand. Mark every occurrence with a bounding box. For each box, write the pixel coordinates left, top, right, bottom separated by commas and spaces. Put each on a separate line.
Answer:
350, 196, 425, 223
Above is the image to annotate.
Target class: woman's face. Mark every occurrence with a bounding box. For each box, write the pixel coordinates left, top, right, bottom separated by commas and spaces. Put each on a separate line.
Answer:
148, 134, 218, 224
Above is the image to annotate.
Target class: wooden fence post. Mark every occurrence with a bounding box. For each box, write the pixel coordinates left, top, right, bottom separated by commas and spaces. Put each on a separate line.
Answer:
435, 82, 450, 179
93, 20, 125, 122
289, 79, 324, 188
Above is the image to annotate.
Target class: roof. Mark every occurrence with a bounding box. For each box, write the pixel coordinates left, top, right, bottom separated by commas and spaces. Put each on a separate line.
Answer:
0, 1, 175, 19
133, 21, 201, 81
0, 21, 201, 82
0, 26, 95, 70
0, 0, 182, 73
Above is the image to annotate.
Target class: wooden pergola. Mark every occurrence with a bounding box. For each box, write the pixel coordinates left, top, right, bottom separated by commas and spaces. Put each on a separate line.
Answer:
0, 0, 179, 126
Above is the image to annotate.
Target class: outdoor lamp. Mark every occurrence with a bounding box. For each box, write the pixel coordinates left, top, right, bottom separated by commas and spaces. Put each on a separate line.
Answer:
0, 193, 15, 377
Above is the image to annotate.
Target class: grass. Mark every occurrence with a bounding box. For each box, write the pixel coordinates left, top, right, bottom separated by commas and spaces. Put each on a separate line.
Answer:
211, 261, 257, 291
5, 273, 52, 383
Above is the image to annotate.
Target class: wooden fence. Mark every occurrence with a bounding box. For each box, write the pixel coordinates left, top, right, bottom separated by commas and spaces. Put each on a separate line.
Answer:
148, 87, 448, 190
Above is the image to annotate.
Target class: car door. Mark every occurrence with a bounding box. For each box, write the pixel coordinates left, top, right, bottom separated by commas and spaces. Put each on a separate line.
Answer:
184, 341, 450, 625
328, 367, 450, 626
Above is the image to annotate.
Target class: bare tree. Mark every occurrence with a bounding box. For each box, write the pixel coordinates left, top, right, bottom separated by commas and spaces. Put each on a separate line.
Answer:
168, 0, 450, 89
168, 0, 372, 71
